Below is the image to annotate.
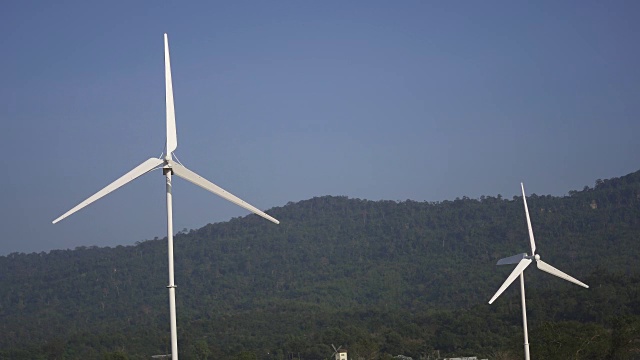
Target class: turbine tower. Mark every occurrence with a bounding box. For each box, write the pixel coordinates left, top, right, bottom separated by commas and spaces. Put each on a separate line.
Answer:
52, 34, 279, 360
488, 183, 588, 360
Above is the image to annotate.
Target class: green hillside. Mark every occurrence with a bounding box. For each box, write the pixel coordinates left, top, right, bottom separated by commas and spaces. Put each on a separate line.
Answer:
1, 171, 640, 359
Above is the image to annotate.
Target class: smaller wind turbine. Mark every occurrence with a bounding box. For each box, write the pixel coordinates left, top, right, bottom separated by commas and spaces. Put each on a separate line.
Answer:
488, 183, 588, 360
330, 344, 345, 360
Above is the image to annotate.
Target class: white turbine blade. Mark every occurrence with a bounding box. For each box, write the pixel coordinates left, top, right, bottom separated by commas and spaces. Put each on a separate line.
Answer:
164, 33, 177, 155
496, 253, 527, 266
52, 158, 164, 224
488, 258, 532, 304
170, 162, 280, 224
536, 259, 589, 288
521, 182, 536, 255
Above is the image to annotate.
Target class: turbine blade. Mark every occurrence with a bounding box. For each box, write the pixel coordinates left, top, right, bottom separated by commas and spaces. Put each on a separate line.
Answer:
488, 258, 532, 304
521, 182, 536, 255
170, 162, 280, 224
496, 253, 528, 266
164, 33, 177, 155
536, 259, 589, 288
52, 158, 164, 224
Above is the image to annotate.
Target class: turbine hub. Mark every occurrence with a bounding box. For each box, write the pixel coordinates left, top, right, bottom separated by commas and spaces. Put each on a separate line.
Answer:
534, 254, 540, 261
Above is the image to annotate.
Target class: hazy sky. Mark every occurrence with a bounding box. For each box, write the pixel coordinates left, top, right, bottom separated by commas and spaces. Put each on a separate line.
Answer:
1, 1, 638, 255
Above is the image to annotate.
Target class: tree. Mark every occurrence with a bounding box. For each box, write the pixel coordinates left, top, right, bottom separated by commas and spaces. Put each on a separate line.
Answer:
102, 351, 129, 360
233, 351, 257, 360
191, 339, 211, 360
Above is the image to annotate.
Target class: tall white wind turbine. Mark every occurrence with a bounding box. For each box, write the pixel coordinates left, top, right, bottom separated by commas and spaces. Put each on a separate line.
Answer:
52, 34, 279, 360
488, 183, 588, 360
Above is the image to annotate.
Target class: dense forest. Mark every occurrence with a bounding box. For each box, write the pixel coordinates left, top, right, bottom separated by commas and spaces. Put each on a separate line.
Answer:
1, 170, 640, 360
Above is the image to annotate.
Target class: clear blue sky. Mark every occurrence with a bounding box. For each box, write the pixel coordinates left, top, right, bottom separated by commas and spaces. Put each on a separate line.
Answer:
1, 1, 638, 255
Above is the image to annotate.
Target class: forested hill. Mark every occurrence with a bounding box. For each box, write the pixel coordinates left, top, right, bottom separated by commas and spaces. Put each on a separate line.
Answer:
1, 171, 640, 359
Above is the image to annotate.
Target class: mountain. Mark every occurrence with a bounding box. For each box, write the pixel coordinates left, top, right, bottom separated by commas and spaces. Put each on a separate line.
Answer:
1, 171, 640, 359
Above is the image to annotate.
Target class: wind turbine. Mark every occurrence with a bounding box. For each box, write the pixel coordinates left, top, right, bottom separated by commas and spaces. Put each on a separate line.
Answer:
488, 183, 588, 360
52, 34, 279, 360
330, 344, 344, 360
